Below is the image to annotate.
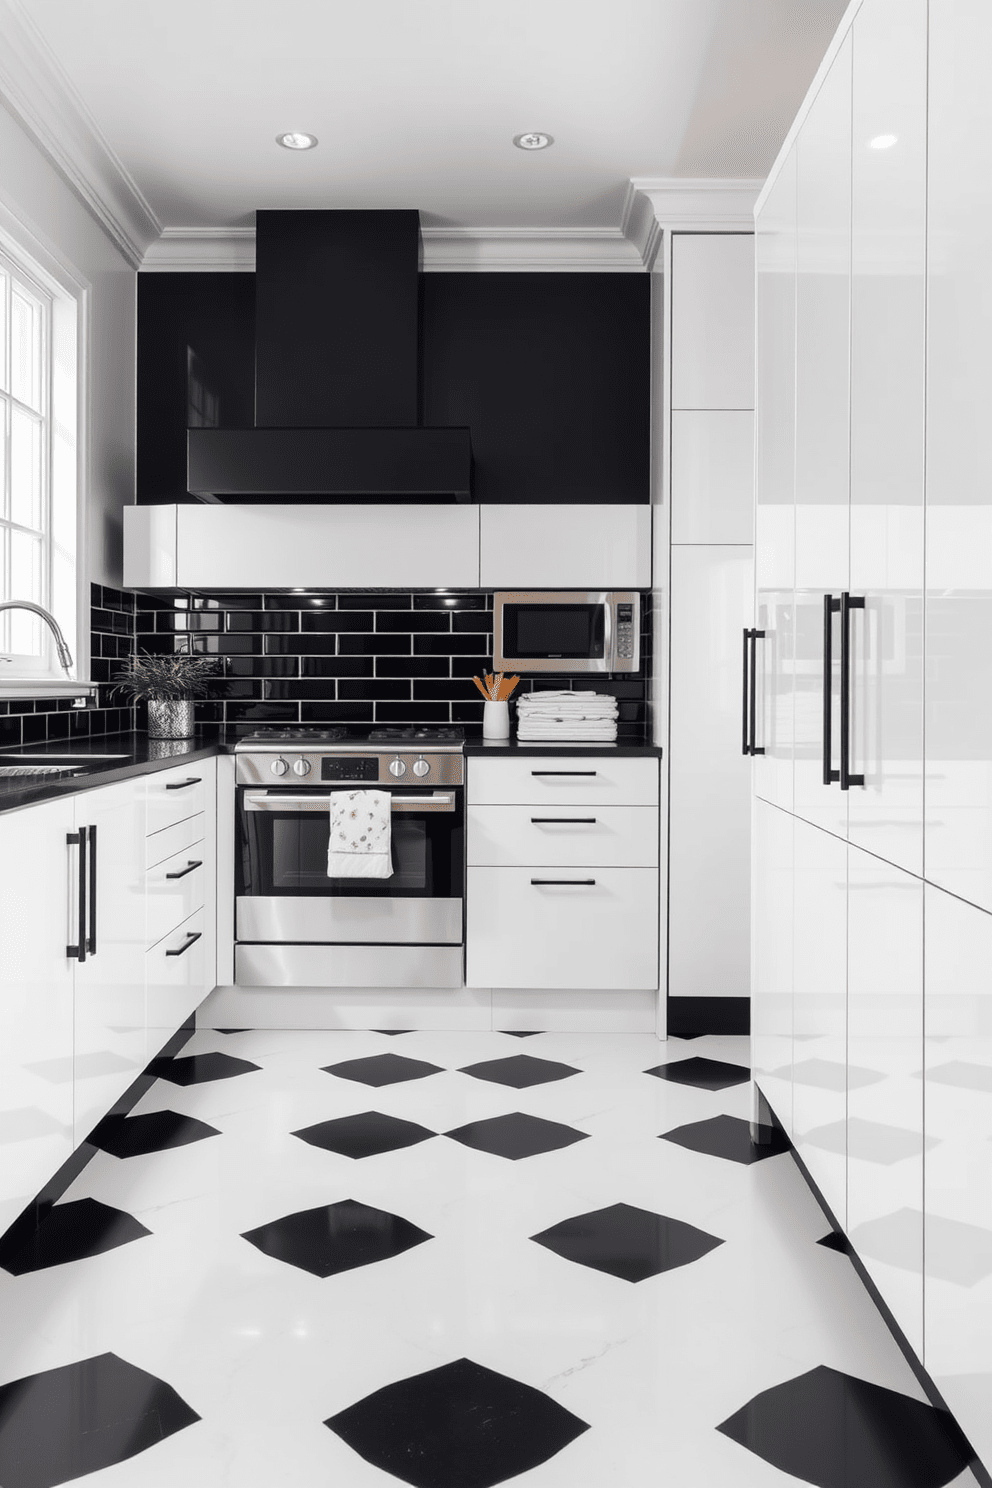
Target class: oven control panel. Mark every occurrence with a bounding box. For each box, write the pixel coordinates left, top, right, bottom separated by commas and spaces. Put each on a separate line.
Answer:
235, 750, 464, 787
322, 757, 378, 782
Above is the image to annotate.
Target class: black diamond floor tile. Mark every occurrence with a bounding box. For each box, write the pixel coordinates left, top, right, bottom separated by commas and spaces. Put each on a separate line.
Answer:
91, 1109, 220, 1159
325, 1356, 589, 1488
446, 1112, 589, 1161
0, 1199, 151, 1276
645, 1056, 751, 1092
241, 1198, 432, 1277
530, 1202, 723, 1282
500, 1030, 543, 1037
459, 1054, 580, 1089
660, 1114, 789, 1165
374, 1030, 413, 1036
0, 1351, 199, 1488
147, 1051, 261, 1085
717, 1364, 973, 1488
293, 1112, 436, 1160
216, 1027, 251, 1034
323, 1053, 444, 1087
817, 1230, 850, 1255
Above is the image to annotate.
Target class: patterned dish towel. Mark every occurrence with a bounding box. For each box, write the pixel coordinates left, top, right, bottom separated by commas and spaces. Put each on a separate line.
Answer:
327, 789, 393, 878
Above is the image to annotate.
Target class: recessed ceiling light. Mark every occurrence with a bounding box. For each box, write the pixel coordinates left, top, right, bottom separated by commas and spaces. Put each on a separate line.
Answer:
276, 132, 318, 151
513, 132, 554, 151
870, 134, 898, 150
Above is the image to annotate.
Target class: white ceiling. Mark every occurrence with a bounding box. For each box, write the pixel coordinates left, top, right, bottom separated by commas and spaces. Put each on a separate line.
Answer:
13, 0, 848, 236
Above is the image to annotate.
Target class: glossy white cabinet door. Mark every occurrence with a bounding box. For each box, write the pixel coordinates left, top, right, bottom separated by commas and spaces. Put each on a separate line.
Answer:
479, 505, 651, 589
923, 881, 992, 1468
0, 798, 75, 1235
670, 411, 754, 545
754, 144, 796, 813
793, 36, 852, 841
751, 799, 794, 1139
847, 0, 927, 879
792, 817, 847, 1227
671, 234, 755, 411
846, 847, 923, 1356
176, 504, 481, 590
924, 0, 992, 913
668, 544, 752, 1000
146, 909, 207, 1050
73, 781, 147, 1146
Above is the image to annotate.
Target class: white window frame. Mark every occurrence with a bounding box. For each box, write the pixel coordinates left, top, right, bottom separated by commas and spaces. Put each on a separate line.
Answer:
0, 210, 87, 697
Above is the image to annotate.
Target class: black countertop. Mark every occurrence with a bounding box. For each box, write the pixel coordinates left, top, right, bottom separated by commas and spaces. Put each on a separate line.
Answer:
464, 736, 662, 758
0, 733, 222, 815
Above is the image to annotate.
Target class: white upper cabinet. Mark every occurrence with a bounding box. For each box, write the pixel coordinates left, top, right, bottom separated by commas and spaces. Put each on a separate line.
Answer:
671, 235, 755, 410
0, 797, 75, 1236
925, 0, 992, 913
792, 36, 852, 840
847, 0, 927, 879
125, 504, 482, 590
670, 411, 754, 545
754, 145, 797, 813
479, 504, 650, 589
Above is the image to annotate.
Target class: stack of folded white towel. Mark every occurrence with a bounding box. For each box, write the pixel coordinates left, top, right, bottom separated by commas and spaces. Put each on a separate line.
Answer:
516, 690, 618, 742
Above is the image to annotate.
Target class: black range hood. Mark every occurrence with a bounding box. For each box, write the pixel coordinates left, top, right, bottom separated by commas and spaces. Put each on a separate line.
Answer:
187, 209, 471, 501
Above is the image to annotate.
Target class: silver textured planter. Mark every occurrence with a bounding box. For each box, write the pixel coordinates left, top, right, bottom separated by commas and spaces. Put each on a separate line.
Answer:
147, 697, 195, 741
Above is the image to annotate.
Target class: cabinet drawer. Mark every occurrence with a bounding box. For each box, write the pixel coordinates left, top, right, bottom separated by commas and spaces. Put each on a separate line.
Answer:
144, 765, 207, 837
145, 811, 204, 869
146, 908, 206, 1038
145, 838, 205, 949
468, 804, 658, 867
468, 756, 658, 807
466, 866, 658, 989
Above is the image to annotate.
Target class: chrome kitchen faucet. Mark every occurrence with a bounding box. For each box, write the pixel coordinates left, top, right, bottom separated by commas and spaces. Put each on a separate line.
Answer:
0, 601, 74, 674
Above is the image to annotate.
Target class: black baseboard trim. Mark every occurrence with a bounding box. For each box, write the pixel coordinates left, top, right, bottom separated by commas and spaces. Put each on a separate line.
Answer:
754, 1085, 992, 1488
1, 1015, 196, 1244
667, 996, 750, 1037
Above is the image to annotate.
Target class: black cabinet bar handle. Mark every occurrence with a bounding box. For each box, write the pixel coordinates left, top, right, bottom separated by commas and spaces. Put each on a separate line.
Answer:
530, 770, 597, 776
750, 629, 765, 756
823, 595, 840, 786
742, 628, 751, 755
165, 859, 203, 880
530, 878, 597, 886
530, 817, 597, 824
66, 830, 86, 961
166, 930, 202, 957
840, 592, 865, 791
165, 776, 201, 790
87, 824, 97, 957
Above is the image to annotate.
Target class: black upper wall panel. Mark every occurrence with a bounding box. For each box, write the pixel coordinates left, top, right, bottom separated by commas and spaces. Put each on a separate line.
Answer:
254, 210, 420, 429
421, 273, 650, 503
137, 273, 255, 504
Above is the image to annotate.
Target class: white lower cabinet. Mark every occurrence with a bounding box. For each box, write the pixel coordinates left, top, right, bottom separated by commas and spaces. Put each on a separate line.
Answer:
0, 797, 75, 1235
468, 866, 658, 990
751, 799, 793, 1139
923, 883, 992, 1469
146, 908, 208, 1047
72, 780, 148, 1147
468, 804, 658, 868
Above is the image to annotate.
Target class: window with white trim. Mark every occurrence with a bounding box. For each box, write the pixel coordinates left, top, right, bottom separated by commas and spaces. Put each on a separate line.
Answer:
0, 237, 77, 680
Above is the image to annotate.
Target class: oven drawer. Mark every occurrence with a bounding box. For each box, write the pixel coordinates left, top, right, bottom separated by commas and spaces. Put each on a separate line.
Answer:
468, 804, 658, 868
467, 756, 658, 807
146, 840, 206, 948
145, 765, 207, 836
235, 943, 464, 988
466, 866, 659, 989
237, 896, 462, 945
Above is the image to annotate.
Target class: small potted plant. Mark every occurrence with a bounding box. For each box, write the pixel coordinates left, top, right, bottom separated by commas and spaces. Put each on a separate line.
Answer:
112, 652, 218, 740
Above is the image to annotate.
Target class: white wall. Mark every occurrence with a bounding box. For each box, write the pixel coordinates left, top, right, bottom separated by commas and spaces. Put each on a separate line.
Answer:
0, 103, 135, 589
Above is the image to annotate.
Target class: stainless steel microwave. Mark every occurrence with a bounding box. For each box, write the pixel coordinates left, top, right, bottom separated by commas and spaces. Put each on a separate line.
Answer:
493, 591, 640, 674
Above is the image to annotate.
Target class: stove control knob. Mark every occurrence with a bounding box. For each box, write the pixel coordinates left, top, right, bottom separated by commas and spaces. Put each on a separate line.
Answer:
388, 757, 407, 778
292, 759, 312, 777
413, 756, 431, 777
270, 757, 290, 777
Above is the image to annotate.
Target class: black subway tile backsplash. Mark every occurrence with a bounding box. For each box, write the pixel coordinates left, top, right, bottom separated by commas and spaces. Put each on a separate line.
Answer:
414, 592, 489, 611
376, 610, 451, 633
302, 611, 373, 633
339, 634, 412, 656
414, 634, 492, 656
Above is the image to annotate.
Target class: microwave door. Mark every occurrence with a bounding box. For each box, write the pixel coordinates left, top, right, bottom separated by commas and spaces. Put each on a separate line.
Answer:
495, 593, 610, 673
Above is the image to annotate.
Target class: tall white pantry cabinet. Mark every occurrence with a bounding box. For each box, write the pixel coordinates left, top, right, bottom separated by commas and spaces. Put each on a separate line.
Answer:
752, 0, 992, 1468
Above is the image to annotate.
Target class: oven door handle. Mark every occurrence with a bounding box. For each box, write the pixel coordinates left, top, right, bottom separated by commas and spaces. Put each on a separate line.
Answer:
242, 791, 456, 813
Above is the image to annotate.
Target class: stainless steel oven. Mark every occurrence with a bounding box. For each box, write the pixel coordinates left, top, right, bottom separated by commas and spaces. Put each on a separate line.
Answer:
493, 590, 640, 674
234, 736, 464, 988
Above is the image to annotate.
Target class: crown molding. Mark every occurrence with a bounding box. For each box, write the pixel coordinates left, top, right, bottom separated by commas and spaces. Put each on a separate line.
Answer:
625, 177, 764, 266
0, 0, 160, 267
141, 223, 646, 273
